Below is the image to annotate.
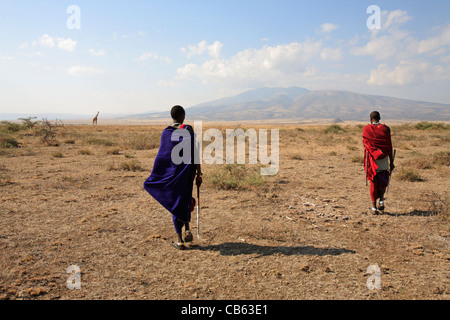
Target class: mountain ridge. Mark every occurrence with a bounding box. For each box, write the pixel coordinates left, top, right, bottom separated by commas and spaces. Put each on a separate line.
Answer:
132, 87, 450, 121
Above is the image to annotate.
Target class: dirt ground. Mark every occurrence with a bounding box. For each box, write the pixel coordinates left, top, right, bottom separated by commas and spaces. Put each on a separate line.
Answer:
0, 121, 448, 300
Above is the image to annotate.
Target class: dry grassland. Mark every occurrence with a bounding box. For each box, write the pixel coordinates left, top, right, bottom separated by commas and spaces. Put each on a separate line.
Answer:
0, 120, 448, 300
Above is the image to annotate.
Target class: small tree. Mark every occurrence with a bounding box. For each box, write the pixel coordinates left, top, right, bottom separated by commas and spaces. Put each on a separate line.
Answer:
18, 116, 38, 129
38, 118, 65, 146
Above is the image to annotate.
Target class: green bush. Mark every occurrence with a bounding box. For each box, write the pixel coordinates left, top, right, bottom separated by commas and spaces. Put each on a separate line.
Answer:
0, 121, 22, 133
414, 122, 449, 131
323, 124, 346, 134
0, 137, 20, 148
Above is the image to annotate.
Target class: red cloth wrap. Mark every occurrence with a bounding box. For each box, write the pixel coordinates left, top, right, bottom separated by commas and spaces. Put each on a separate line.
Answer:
363, 124, 392, 183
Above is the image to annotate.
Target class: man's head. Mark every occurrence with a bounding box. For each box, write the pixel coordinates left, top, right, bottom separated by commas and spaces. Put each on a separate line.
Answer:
171, 105, 185, 123
370, 111, 381, 123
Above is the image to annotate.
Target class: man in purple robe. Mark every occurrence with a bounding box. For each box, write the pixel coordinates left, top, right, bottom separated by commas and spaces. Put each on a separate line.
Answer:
144, 106, 202, 250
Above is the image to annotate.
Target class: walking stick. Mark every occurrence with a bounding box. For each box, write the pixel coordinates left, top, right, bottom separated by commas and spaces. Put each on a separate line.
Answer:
196, 184, 200, 239
364, 149, 368, 186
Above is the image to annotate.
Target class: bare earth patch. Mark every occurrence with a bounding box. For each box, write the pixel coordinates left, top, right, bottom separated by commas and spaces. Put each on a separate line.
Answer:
0, 123, 448, 300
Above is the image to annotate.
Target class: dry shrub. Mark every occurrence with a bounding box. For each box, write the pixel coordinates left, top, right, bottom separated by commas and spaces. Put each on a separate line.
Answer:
78, 149, 93, 155
207, 164, 266, 190
38, 119, 65, 146
404, 151, 450, 170
432, 151, 450, 166
414, 122, 450, 131
323, 124, 346, 134
290, 154, 303, 160
0, 137, 20, 149
423, 192, 449, 222
120, 159, 144, 172
397, 168, 423, 182
351, 155, 364, 164
106, 148, 121, 155
86, 137, 115, 146
128, 134, 159, 150
0, 165, 11, 187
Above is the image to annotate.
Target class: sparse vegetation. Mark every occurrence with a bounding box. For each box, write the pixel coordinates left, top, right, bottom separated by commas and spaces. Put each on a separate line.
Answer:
120, 159, 144, 172
86, 137, 115, 146
427, 192, 449, 222
351, 155, 364, 164
414, 121, 450, 131
0, 121, 22, 133
0, 137, 20, 149
207, 164, 266, 190
432, 151, 450, 166
397, 168, 423, 182
64, 139, 76, 144
0, 122, 448, 300
290, 153, 303, 160
18, 117, 39, 129
38, 119, 65, 146
323, 124, 346, 134
106, 147, 121, 155
128, 134, 159, 150
78, 149, 93, 155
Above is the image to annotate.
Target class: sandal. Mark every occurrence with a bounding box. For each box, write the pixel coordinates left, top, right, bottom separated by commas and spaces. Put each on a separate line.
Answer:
171, 241, 186, 250
371, 208, 380, 215
184, 230, 193, 243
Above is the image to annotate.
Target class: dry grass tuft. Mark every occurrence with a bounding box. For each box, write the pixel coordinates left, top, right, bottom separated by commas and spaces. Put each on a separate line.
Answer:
207, 164, 266, 190
397, 168, 423, 182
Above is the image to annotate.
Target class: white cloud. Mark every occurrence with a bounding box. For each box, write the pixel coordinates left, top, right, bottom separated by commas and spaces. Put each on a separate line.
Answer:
176, 40, 322, 87
19, 51, 44, 57
21, 34, 77, 52
39, 34, 55, 48
416, 24, 450, 54
351, 10, 412, 60
320, 23, 339, 33
180, 40, 223, 59
158, 80, 180, 87
67, 66, 105, 77
57, 37, 77, 52
383, 10, 413, 29
137, 52, 171, 63
89, 49, 106, 57
320, 47, 343, 61
368, 60, 449, 86
207, 41, 223, 59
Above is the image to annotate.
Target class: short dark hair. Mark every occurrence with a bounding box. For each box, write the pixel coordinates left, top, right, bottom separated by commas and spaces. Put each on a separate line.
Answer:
171, 105, 185, 121
370, 111, 381, 122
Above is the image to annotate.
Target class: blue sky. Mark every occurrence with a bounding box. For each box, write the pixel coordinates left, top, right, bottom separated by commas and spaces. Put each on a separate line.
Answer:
1, 0, 450, 116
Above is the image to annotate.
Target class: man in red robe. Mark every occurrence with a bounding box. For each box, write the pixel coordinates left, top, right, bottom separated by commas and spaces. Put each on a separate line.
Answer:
363, 111, 395, 214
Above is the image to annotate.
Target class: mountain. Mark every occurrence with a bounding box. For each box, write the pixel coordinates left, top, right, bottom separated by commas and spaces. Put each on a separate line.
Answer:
128, 86, 450, 121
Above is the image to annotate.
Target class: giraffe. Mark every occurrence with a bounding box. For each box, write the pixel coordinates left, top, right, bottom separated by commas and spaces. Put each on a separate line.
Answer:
92, 112, 99, 126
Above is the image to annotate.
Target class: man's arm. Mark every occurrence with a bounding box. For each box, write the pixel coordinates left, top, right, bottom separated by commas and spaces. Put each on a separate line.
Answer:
195, 164, 202, 186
